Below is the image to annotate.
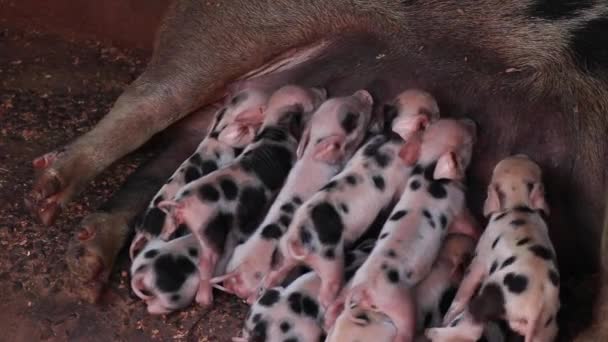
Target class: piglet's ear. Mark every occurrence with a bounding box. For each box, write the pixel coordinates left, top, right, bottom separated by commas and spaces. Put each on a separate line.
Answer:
312, 135, 346, 164
434, 152, 464, 181
530, 182, 550, 216
233, 106, 266, 125
218, 123, 257, 148
296, 126, 311, 159
353, 89, 374, 106
393, 114, 429, 139
483, 184, 501, 217
398, 138, 421, 166
312, 87, 328, 101
157, 200, 182, 218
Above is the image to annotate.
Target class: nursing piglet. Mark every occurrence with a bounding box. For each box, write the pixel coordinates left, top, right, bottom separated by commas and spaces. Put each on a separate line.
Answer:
235, 239, 374, 342
158, 85, 326, 307
129, 88, 269, 258
130, 234, 200, 314
415, 234, 476, 334
339, 118, 478, 342
426, 155, 559, 342
264, 90, 441, 308
214, 89, 374, 302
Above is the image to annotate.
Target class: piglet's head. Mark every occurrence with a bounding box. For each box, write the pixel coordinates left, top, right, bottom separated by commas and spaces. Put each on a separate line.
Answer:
211, 246, 275, 303
387, 89, 440, 141
483, 154, 549, 217
216, 88, 270, 148
157, 191, 194, 240
297, 89, 374, 164
262, 85, 327, 139
405, 118, 477, 180
438, 233, 476, 281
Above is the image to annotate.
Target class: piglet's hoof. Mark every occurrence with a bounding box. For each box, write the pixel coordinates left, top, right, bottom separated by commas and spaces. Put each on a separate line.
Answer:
65, 212, 128, 303
196, 282, 214, 308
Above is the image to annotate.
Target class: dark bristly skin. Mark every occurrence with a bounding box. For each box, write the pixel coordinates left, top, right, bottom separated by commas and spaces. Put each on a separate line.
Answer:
24, 1, 608, 336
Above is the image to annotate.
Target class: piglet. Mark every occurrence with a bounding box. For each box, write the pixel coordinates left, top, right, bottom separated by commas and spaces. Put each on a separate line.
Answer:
336, 118, 478, 342
129, 87, 269, 258
234, 239, 374, 342
426, 154, 559, 342
264, 90, 441, 309
158, 85, 326, 307
213, 89, 374, 302
130, 234, 200, 314
414, 234, 476, 334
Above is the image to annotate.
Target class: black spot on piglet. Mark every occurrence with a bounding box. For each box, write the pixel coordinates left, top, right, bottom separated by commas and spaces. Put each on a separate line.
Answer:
549, 269, 560, 287
198, 184, 220, 202
503, 272, 528, 293
258, 288, 281, 306
372, 175, 385, 191
144, 249, 159, 259
251, 320, 268, 342
153, 254, 197, 292
529, 245, 553, 261
427, 182, 447, 199
220, 179, 239, 201
142, 207, 166, 236
390, 210, 407, 221
287, 292, 319, 319
261, 224, 282, 240
204, 212, 233, 252
341, 112, 359, 134
240, 144, 293, 191
184, 166, 202, 183
311, 203, 343, 245
200, 160, 218, 175
237, 187, 267, 235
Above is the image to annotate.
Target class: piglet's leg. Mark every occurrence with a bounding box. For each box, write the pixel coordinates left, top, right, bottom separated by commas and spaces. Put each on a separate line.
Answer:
443, 260, 485, 325
316, 254, 345, 309
263, 257, 299, 290
197, 248, 220, 307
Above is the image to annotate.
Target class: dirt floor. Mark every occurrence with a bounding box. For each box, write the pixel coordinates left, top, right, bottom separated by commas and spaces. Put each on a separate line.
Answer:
0, 28, 249, 342
0, 27, 600, 342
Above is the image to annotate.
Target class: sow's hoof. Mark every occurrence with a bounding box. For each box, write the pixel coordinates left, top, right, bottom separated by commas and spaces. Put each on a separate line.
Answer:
65, 212, 128, 303
25, 149, 76, 225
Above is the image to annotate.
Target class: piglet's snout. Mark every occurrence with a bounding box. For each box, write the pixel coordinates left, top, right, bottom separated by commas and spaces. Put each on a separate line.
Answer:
131, 275, 154, 300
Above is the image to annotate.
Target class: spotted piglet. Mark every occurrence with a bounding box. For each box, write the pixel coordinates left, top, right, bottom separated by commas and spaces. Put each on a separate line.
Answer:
323, 235, 478, 342
130, 234, 200, 314
213, 89, 375, 302
235, 239, 374, 342
264, 90, 441, 309
129, 87, 270, 258
426, 155, 559, 342
158, 85, 326, 307
336, 118, 478, 342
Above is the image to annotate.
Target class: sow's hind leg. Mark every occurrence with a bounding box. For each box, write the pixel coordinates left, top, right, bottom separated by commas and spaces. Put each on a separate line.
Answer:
25, 0, 373, 301
65, 105, 216, 302
24, 0, 357, 226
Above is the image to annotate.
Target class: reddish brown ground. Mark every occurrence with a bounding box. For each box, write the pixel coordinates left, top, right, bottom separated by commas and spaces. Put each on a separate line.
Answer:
0, 28, 248, 342
0, 27, 599, 342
